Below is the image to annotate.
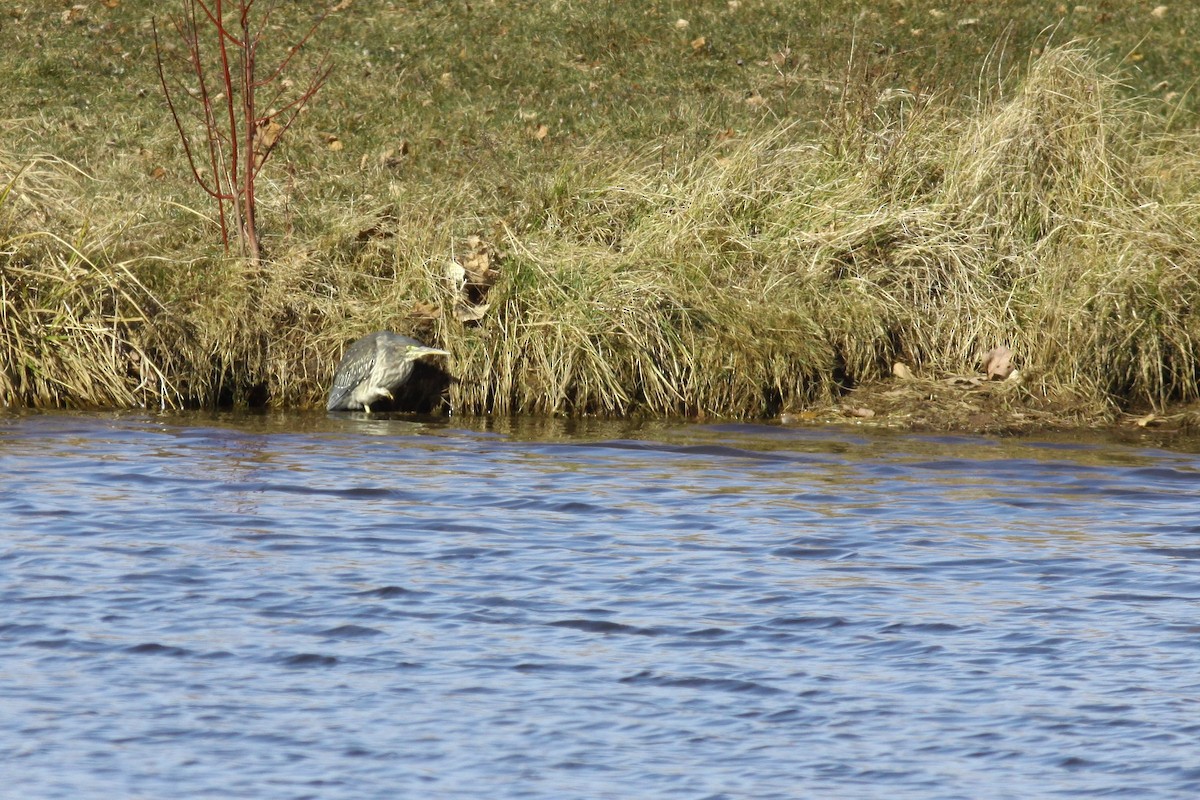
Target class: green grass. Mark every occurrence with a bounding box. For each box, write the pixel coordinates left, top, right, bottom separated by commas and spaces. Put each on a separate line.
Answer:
4, 2, 1200, 417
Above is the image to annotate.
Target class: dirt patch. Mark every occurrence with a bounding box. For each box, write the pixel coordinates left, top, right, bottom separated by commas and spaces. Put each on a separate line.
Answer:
781, 372, 1200, 438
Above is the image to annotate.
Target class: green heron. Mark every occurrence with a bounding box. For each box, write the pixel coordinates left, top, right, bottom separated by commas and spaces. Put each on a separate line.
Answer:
326, 331, 450, 412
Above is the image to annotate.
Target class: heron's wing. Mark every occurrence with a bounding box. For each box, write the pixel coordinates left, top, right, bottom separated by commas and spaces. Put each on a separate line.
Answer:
326, 337, 377, 410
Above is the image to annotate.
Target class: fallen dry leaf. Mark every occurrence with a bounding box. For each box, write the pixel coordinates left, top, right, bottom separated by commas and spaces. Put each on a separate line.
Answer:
983, 346, 1014, 380
844, 407, 875, 419
674, 18, 689, 29
380, 140, 410, 167
690, 36, 707, 52
445, 236, 500, 321
1133, 412, 1159, 427
533, 124, 549, 141
408, 302, 442, 321
454, 301, 490, 323
253, 119, 283, 168
892, 362, 914, 380
460, 235, 497, 286
1151, 5, 1168, 18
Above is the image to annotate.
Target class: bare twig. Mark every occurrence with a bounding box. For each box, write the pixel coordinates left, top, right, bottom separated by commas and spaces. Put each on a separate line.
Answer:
152, 0, 330, 264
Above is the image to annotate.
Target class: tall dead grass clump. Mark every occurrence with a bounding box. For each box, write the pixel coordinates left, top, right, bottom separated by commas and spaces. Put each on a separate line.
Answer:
449, 153, 833, 417
455, 45, 1200, 417
938, 46, 1200, 408
0, 151, 174, 408
754, 46, 1200, 412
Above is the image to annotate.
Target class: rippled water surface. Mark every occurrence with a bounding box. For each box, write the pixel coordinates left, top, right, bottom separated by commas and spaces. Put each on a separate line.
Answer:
4, 411, 1200, 799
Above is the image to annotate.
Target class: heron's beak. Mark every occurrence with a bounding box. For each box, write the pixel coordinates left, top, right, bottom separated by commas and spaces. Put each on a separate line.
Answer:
411, 346, 451, 360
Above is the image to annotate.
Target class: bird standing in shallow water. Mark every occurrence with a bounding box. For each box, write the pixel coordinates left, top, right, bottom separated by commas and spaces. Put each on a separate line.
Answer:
326, 331, 450, 412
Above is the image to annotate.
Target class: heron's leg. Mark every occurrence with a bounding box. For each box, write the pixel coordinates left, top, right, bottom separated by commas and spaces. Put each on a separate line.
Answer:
364, 402, 372, 414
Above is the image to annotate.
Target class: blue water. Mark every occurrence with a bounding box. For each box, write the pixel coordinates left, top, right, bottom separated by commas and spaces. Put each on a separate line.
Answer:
3, 411, 1200, 799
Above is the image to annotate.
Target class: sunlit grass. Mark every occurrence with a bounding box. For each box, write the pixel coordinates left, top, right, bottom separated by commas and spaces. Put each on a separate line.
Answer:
3, 3, 1200, 416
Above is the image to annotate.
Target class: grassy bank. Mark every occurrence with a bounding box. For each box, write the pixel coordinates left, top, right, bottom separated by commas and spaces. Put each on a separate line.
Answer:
4, 2, 1200, 422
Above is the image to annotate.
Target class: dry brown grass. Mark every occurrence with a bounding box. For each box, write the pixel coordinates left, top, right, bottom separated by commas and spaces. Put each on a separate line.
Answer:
0, 153, 175, 407
444, 47, 1200, 416
4, 45, 1200, 419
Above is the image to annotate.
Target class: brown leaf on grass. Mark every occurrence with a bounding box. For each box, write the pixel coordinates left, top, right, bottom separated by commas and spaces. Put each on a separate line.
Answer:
408, 302, 442, 322
532, 124, 549, 141
253, 119, 283, 168
460, 235, 497, 287
454, 301, 491, 323
844, 407, 875, 419
1132, 412, 1159, 427
380, 140, 410, 167
892, 362, 914, 380
331, 0, 354, 11
690, 36, 707, 52
983, 346, 1014, 380
103, 0, 120, 8
61, 5, 86, 23
446, 237, 501, 320
150, 166, 167, 180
